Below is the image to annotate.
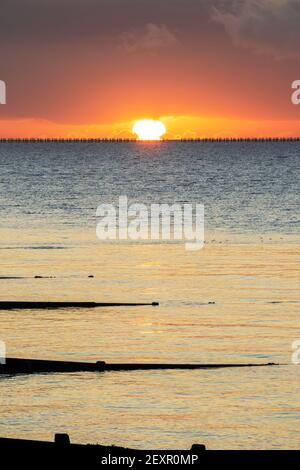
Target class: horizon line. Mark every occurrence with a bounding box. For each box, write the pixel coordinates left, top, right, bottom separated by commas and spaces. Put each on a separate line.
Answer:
1, 137, 300, 143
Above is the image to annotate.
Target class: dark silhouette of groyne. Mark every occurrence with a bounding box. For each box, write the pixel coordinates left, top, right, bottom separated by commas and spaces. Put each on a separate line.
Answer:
0, 301, 159, 310
0, 357, 277, 375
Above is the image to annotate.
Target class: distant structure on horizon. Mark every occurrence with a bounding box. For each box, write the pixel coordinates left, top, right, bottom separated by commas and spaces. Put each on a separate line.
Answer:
0, 137, 300, 143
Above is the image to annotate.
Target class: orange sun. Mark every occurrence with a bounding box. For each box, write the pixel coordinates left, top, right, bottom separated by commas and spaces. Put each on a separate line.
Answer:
132, 119, 166, 141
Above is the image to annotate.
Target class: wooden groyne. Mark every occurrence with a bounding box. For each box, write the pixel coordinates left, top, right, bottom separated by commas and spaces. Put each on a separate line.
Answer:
0, 434, 206, 465
0, 433, 205, 451
1, 435, 298, 465
0, 358, 278, 375
0, 301, 159, 310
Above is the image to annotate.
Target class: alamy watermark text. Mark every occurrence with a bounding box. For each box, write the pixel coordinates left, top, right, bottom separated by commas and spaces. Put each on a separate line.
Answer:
0, 80, 6, 104
0, 341, 6, 364
96, 196, 204, 251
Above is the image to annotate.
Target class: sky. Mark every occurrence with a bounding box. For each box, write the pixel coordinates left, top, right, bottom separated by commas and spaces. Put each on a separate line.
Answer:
1, 0, 300, 138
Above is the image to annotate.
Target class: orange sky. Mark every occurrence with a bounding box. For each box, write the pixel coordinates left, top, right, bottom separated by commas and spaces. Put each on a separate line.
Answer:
1, 116, 300, 140
1, 0, 300, 138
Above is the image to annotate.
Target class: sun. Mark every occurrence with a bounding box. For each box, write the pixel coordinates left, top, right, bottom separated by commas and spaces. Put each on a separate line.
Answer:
132, 119, 166, 141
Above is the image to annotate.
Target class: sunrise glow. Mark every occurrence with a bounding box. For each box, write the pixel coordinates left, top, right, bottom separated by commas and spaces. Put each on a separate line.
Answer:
132, 120, 166, 141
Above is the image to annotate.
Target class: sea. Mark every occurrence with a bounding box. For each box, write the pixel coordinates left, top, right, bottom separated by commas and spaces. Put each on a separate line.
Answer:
0, 141, 299, 449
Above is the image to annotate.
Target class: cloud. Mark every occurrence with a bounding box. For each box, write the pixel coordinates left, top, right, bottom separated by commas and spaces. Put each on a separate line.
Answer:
212, 0, 300, 60
120, 23, 179, 53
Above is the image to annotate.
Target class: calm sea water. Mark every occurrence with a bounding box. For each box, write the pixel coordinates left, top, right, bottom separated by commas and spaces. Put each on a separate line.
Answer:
0, 141, 299, 234
0, 142, 299, 449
